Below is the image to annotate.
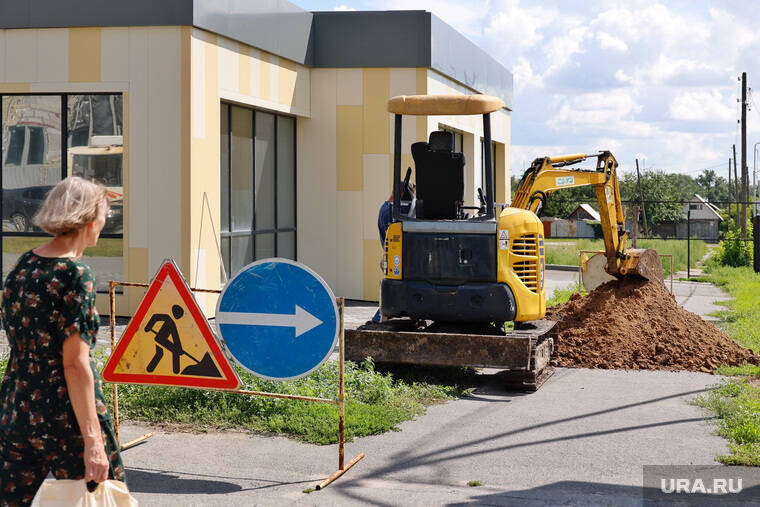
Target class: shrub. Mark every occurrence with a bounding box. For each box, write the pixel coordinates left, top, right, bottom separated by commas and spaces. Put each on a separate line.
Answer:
714, 216, 753, 267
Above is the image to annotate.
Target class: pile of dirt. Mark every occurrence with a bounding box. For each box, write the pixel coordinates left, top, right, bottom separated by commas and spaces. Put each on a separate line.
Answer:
545, 278, 759, 372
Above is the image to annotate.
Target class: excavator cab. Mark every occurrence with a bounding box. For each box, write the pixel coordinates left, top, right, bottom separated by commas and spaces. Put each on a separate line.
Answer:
380, 94, 546, 325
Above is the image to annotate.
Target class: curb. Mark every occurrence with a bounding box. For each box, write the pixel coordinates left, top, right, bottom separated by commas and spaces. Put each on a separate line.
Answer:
546, 264, 578, 272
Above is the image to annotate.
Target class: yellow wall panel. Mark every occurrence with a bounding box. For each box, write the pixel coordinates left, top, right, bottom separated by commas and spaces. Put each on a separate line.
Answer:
363, 239, 383, 301
336, 105, 363, 191
362, 68, 389, 154
259, 53, 270, 100
495, 143, 506, 204
416, 68, 427, 95
69, 28, 101, 82
278, 58, 297, 107
239, 52, 251, 95
0, 83, 30, 92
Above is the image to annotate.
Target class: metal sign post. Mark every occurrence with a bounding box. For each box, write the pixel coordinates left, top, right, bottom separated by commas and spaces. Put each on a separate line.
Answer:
107, 266, 364, 488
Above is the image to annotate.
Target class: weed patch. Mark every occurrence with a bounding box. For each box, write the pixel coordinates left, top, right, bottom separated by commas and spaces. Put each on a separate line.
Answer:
702, 266, 760, 353
694, 380, 760, 466
103, 358, 466, 444
693, 265, 760, 465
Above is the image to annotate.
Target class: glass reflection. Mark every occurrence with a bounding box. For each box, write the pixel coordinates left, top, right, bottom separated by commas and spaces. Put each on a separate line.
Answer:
67, 95, 124, 234
1, 96, 62, 232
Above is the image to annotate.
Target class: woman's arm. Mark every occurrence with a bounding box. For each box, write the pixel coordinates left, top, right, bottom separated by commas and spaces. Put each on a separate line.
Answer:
62, 332, 109, 483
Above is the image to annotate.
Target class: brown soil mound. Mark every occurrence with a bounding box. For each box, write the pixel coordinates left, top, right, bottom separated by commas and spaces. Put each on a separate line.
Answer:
545, 278, 759, 372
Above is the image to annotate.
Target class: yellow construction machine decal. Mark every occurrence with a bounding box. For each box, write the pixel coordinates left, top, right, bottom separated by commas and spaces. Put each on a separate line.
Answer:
497, 208, 546, 322
385, 222, 403, 279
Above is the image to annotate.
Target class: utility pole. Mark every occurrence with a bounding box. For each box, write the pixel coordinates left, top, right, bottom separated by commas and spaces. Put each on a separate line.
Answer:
729, 158, 732, 204
635, 159, 649, 237
733, 144, 739, 205
741, 72, 748, 240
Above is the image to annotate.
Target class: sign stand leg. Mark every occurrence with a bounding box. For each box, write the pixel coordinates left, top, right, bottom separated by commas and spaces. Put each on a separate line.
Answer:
110, 281, 119, 445
316, 297, 364, 490
109, 281, 153, 452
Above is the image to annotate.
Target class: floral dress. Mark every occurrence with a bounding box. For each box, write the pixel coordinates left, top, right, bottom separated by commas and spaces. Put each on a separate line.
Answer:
0, 251, 124, 506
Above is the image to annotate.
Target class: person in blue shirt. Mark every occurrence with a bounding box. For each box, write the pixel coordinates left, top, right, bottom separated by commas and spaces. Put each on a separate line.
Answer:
372, 184, 414, 322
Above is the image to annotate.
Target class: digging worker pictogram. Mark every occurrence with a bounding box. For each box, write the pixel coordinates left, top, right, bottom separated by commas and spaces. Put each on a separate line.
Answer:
145, 304, 222, 377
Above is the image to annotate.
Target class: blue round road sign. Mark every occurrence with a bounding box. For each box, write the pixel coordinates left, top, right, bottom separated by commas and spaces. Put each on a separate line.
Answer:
215, 258, 339, 380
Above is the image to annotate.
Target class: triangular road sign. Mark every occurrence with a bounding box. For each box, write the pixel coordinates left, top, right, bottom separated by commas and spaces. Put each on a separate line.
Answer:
103, 259, 241, 390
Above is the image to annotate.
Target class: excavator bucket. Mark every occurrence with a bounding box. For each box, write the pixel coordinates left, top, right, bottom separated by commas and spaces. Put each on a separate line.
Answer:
619, 248, 663, 282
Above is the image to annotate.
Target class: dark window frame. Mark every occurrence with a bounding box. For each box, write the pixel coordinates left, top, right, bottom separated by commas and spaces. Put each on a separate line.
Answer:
220, 102, 297, 276
0, 92, 124, 292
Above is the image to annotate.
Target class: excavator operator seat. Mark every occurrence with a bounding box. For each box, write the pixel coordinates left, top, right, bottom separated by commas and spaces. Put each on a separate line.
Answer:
412, 130, 465, 220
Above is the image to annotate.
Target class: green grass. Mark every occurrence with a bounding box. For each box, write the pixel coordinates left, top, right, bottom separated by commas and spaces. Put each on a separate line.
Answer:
2, 237, 123, 257
693, 380, 760, 466
701, 265, 760, 353
691, 265, 760, 465
544, 238, 707, 276
546, 283, 584, 307
100, 357, 466, 445
467, 480, 483, 487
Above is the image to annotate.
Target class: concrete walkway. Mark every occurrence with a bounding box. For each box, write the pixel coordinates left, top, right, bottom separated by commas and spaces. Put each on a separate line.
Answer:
119, 368, 726, 506
111, 268, 739, 505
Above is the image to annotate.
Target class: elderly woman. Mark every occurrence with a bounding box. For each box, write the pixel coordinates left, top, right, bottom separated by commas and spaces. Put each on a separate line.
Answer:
0, 177, 124, 505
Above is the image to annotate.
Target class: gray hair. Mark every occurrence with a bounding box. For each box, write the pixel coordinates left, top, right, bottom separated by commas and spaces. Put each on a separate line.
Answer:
33, 177, 109, 235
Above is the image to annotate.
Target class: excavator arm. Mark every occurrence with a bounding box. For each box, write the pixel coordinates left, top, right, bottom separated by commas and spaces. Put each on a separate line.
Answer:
512, 151, 661, 281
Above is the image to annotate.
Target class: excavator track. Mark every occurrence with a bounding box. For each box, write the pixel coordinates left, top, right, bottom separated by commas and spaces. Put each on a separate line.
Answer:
345, 319, 556, 392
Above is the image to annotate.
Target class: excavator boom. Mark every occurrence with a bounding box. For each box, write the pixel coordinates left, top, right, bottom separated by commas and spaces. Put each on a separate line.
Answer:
513, 151, 662, 283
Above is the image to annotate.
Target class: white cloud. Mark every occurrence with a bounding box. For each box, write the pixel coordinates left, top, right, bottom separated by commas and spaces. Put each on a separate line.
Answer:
596, 32, 628, 52
484, 1, 558, 52
332, 5, 356, 11
615, 69, 633, 84
669, 90, 733, 121
306, 0, 760, 173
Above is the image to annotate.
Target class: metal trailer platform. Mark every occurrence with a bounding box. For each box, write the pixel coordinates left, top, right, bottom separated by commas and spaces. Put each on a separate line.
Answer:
345, 319, 556, 391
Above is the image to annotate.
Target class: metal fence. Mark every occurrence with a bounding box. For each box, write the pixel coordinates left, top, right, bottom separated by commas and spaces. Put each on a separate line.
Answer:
533, 198, 759, 273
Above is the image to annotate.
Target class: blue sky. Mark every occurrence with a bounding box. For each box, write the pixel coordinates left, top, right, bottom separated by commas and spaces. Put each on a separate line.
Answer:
295, 0, 760, 179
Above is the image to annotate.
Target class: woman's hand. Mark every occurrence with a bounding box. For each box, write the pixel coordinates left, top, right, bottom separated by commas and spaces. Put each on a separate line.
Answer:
63, 332, 110, 482
84, 438, 110, 483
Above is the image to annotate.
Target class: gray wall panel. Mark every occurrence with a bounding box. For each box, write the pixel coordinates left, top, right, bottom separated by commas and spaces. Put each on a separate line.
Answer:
193, 0, 312, 64
0, 2, 513, 105
430, 15, 513, 109
0, 0, 192, 28
308, 11, 431, 68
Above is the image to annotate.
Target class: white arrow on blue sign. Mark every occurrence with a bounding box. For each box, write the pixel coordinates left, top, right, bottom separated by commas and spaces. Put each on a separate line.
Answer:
215, 258, 339, 380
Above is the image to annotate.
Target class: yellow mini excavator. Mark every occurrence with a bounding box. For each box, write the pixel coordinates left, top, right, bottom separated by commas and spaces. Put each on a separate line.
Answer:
346, 95, 661, 390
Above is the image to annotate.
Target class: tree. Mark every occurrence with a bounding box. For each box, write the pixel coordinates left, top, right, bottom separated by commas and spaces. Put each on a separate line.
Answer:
695, 169, 730, 207
541, 186, 597, 218
665, 173, 700, 203
619, 169, 683, 225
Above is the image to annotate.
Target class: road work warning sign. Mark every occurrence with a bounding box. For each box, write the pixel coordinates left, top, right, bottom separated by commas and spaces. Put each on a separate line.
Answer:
103, 259, 241, 390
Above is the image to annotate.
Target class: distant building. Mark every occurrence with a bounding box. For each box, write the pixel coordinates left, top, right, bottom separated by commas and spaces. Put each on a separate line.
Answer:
646, 194, 723, 241
567, 203, 600, 222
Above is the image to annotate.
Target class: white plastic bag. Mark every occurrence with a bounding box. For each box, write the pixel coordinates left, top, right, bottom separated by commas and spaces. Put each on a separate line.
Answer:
31, 479, 138, 507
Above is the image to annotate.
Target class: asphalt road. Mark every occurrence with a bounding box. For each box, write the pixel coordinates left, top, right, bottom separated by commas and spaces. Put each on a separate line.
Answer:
111, 268, 747, 505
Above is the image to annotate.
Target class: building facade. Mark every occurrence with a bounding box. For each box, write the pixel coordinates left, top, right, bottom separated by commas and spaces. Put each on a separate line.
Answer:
0, 1, 513, 315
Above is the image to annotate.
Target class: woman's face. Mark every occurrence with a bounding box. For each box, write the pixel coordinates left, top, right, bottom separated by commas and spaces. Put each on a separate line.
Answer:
86, 198, 109, 248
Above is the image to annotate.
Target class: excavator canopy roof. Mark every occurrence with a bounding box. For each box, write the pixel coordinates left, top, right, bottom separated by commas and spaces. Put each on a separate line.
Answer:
387, 94, 505, 115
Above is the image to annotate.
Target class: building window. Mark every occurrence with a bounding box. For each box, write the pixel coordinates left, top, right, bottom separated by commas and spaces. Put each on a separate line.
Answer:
689, 203, 701, 210
220, 103, 296, 277
439, 126, 463, 153
0, 94, 123, 292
